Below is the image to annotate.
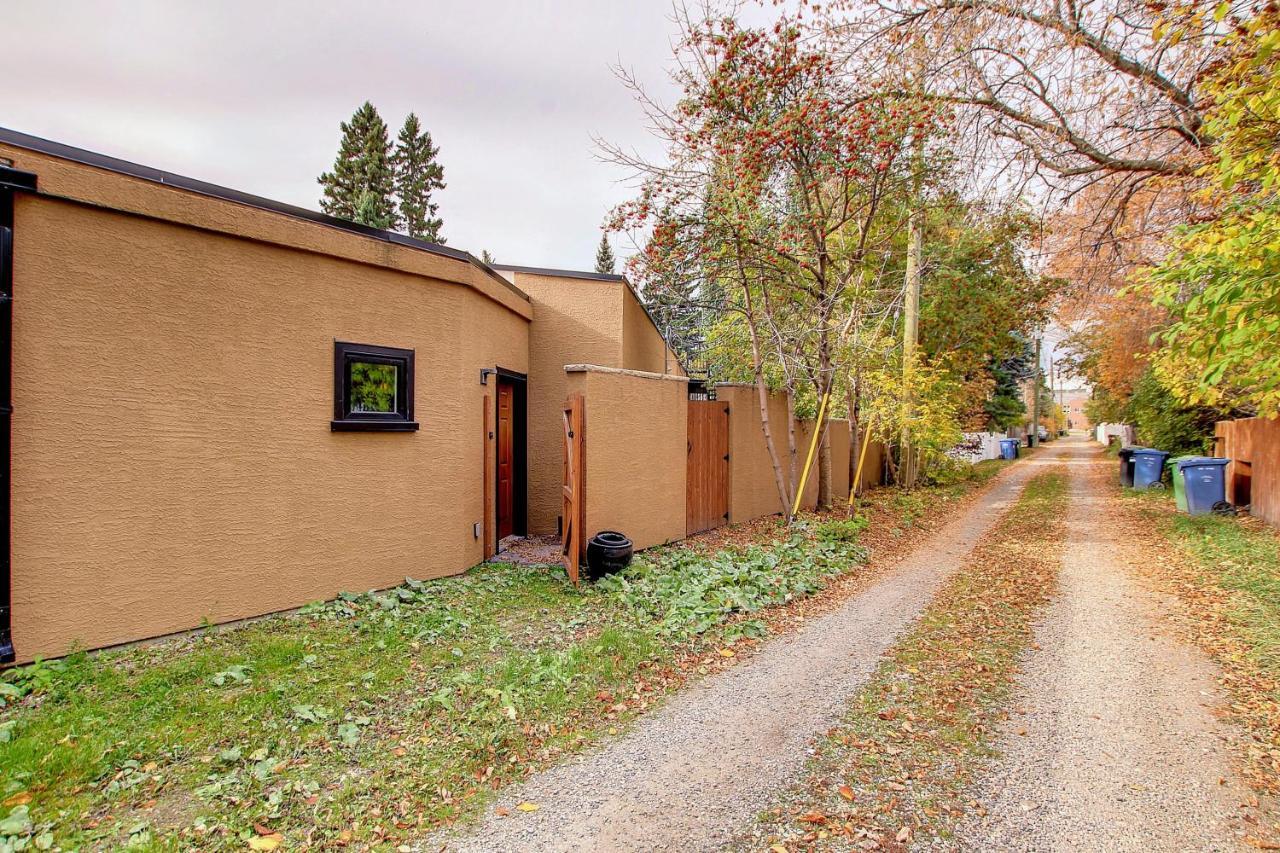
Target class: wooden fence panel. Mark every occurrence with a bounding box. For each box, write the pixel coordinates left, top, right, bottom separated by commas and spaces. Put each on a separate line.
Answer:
687, 400, 729, 535
562, 393, 584, 584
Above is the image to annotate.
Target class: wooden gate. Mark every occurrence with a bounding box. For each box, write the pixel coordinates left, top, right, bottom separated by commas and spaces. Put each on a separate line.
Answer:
687, 400, 729, 536
562, 392, 584, 584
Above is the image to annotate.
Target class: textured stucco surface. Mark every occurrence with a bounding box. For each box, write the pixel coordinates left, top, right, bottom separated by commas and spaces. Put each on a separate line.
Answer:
516, 272, 684, 537
9, 191, 528, 661
720, 386, 799, 522
567, 368, 688, 551
514, 273, 624, 536
621, 287, 683, 377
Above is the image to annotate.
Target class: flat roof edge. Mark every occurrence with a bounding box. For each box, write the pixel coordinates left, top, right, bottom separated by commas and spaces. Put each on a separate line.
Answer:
493, 263, 625, 283
0, 126, 529, 304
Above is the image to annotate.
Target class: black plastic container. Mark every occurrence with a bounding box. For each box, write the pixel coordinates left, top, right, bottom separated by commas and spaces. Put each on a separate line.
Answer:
586, 531, 633, 580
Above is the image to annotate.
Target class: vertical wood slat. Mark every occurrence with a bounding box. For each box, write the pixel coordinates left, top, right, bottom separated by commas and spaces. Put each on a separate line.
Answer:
687, 401, 729, 536
562, 393, 584, 585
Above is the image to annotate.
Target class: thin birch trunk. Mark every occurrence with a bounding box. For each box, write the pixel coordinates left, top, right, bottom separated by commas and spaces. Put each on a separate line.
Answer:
737, 265, 794, 522
785, 390, 799, 511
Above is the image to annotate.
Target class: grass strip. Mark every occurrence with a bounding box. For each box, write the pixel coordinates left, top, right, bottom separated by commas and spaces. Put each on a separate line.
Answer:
1123, 489, 1280, 803
744, 467, 1068, 851
0, 461, 1013, 851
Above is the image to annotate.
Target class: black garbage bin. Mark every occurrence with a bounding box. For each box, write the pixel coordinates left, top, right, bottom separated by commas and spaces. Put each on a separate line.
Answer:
1118, 447, 1140, 488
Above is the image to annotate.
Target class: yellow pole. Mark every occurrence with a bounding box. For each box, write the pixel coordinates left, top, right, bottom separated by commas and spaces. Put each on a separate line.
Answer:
792, 390, 831, 517
848, 419, 874, 508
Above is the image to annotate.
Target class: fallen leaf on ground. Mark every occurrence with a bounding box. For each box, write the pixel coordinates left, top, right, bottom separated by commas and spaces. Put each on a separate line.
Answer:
838, 784, 855, 801
516, 802, 539, 812
2, 792, 31, 807
248, 833, 283, 851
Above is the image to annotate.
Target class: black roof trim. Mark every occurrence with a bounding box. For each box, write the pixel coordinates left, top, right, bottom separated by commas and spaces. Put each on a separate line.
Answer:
0, 126, 529, 304
492, 263, 625, 283
0, 164, 37, 193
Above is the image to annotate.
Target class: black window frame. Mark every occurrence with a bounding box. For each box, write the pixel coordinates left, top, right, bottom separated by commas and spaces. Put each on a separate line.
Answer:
331, 341, 419, 432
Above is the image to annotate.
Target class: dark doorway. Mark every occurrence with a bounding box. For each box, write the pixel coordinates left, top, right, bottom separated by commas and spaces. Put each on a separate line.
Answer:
0, 164, 33, 664
495, 369, 527, 541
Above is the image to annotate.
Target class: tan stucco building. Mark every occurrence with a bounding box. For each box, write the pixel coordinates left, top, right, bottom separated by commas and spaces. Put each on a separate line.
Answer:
0, 128, 868, 664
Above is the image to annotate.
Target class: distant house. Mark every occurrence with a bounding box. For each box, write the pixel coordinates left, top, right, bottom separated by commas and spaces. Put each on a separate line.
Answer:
1061, 389, 1093, 431
0, 128, 870, 664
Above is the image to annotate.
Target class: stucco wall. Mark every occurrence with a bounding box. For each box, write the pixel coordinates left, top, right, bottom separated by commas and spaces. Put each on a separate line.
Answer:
716, 385, 795, 521
9, 191, 529, 661
566, 366, 688, 551
621, 286, 684, 377
829, 419, 852, 499
511, 273, 624, 535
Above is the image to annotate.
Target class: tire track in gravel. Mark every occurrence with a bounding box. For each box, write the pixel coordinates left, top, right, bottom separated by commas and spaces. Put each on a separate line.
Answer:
954, 439, 1254, 852
423, 446, 1067, 853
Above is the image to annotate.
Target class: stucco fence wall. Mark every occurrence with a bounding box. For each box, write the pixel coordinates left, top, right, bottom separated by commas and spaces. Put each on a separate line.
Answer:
565, 366, 690, 551
1216, 416, 1280, 528
564, 374, 888, 554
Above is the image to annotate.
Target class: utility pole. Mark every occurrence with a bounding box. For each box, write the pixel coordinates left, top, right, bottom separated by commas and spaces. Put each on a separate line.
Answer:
900, 47, 924, 487
1030, 336, 1042, 447
1048, 355, 1055, 439
901, 202, 922, 485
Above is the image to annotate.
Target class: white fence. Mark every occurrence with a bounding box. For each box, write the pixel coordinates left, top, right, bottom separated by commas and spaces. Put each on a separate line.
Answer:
947, 432, 1008, 463
1095, 423, 1135, 446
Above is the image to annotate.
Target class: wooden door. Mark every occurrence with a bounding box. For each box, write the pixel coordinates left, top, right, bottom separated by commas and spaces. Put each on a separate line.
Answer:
687, 401, 729, 535
562, 393, 584, 585
496, 380, 515, 541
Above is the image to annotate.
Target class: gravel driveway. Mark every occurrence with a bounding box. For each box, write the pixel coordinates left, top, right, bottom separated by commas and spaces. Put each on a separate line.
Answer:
423, 449, 1057, 852
954, 439, 1254, 851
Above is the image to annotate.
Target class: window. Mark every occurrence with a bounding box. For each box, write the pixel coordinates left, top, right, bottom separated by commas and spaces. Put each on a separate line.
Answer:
332, 341, 418, 431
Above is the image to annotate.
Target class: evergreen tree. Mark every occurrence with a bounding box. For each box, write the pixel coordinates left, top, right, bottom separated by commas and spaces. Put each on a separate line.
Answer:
392, 113, 446, 243
594, 233, 616, 274
318, 102, 398, 229
480, 249, 497, 265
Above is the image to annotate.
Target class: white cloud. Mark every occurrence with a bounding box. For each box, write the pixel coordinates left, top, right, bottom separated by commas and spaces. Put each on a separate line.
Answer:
0, 0, 688, 268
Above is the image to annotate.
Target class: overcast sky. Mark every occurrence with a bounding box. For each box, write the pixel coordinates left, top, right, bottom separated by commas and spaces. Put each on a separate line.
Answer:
0, 1, 723, 269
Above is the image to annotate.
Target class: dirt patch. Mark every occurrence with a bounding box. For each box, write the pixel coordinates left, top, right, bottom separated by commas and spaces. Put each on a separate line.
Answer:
491, 535, 563, 566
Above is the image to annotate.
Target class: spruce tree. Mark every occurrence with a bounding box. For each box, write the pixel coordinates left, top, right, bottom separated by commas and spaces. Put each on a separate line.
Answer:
594, 233, 616, 274
392, 113, 446, 243
318, 102, 398, 229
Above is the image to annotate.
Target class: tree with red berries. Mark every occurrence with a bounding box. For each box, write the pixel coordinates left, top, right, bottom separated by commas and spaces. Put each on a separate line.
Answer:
607, 15, 943, 517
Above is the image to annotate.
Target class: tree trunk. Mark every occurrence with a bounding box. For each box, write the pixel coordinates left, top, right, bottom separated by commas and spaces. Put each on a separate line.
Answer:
817, 427, 833, 510
756, 375, 793, 522
735, 257, 793, 523
847, 382, 865, 514
785, 390, 800, 512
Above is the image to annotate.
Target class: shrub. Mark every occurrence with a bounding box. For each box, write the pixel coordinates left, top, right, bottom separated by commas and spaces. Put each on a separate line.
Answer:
598, 534, 868, 638
815, 516, 869, 543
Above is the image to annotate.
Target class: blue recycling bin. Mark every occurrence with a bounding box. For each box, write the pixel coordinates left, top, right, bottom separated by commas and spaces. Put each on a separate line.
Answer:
1175, 457, 1230, 515
999, 438, 1019, 460
1132, 448, 1170, 490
